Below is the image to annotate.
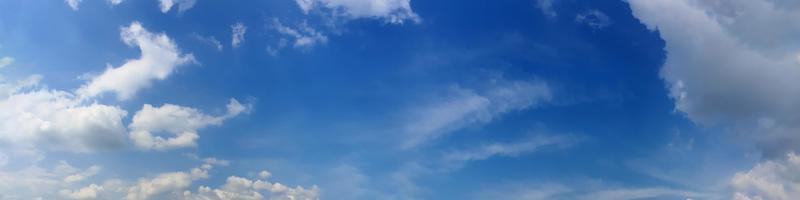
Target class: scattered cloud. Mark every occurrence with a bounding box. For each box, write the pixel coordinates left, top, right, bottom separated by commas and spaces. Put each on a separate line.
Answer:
402, 77, 551, 148
107, 0, 123, 6
575, 10, 611, 30
476, 182, 716, 200
60, 184, 103, 200
66, 0, 82, 10
731, 152, 800, 200
191, 33, 223, 51
536, 0, 557, 18
270, 18, 328, 51
0, 57, 13, 69
182, 174, 320, 200
443, 134, 577, 165
294, 0, 420, 24
158, 0, 197, 13
78, 21, 196, 101
230, 23, 247, 49
128, 98, 249, 151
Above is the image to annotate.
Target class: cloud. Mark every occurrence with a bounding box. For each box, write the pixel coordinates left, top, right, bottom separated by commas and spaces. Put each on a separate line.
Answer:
183, 174, 321, 200
730, 152, 800, 200
402, 78, 551, 148
79, 22, 196, 100
0, 57, 13, 69
191, 33, 223, 51
627, 0, 800, 156
0, 76, 129, 153
66, 0, 82, 10
535, 0, 557, 18
107, 0, 123, 6
0, 161, 101, 199
295, 0, 420, 24
476, 183, 715, 200
575, 10, 611, 30
128, 98, 249, 151
270, 18, 328, 51
443, 134, 577, 164
60, 184, 103, 200
158, 0, 197, 13
64, 165, 101, 184
231, 23, 247, 49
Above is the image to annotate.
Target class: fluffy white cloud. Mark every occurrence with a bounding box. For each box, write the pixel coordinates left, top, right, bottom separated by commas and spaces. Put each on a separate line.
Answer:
183, 172, 320, 200
628, 0, 800, 155
158, 0, 197, 13
0, 161, 102, 199
0, 76, 128, 153
60, 184, 103, 200
66, 0, 82, 10
295, 0, 420, 24
731, 152, 800, 200
0, 57, 13, 69
79, 21, 196, 100
402, 78, 551, 148
231, 23, 247, 48
129, 98, 249, 151
270, 19, 328, 50
107, 0, 123, 6
125, 158, 225, 200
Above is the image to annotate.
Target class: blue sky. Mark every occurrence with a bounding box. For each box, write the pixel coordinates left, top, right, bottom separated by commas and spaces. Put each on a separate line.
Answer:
0, 0, 799, 199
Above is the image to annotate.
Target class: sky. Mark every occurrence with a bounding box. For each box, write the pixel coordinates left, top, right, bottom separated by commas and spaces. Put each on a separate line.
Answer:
0, 0, 799, 199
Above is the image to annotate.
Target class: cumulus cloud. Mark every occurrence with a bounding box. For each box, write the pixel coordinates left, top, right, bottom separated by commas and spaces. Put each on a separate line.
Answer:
295, 0, 420, 24
628, 0, 800, 156
0, 161, 102, 199
270, 18, 328, 51
0, 57, 13, 69
0, 76, 128, 153
60, 184, 103, 200
64, 165, 101, 184
124, 158, 226, 200
66, 0, 82, 10
183, 172, 320, 200
158, 0, 197, 13
107, 0, 123, 6
402, 78, 551, 148
731, 152, 800, 200
128, 98, 249, 151
231, 23, 247, 48
79, 21, 196, 100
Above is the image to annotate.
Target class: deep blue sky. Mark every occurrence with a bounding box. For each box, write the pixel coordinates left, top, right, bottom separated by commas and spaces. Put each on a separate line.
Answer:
0, 0, 791, 199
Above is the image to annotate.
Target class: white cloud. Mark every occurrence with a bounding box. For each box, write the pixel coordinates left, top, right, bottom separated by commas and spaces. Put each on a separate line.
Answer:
443, 134, 576, 164
0, 161, 101, 199
192, 33, 223, 51
125, 158, 225, 200
129, 98, 249, 151
270, 19, 328, 50
0, 57, 13, 69
575, 10, 611, 30
60, 184, 103, 200
476, 183, 715, 200
158, 0, 197, 13
402, 78, 551, 148
231, 23, 247, 49
66, 0, 82, 10
183, 173, 320, 200
79, 22, 196, 100
64, 165, 101, 184
107, 0, 123, 6
0, 77, 129, 153
627, 0, 800, 156
731, 152, 800, 200
536, 0, 557, 18
295, 0, 420, 24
